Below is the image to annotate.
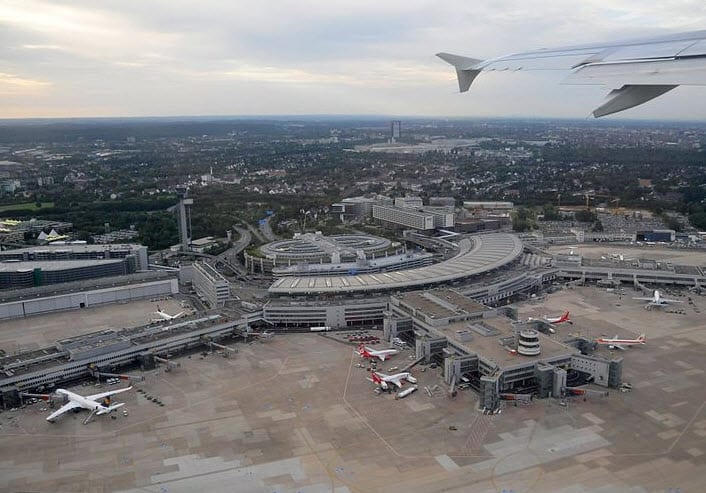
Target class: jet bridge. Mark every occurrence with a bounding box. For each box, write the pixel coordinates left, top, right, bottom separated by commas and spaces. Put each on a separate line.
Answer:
88, 365, 145, 383
202, 336, 238, 357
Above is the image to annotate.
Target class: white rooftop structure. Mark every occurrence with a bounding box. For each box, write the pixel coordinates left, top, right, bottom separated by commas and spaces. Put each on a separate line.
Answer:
269, 233, 523, 295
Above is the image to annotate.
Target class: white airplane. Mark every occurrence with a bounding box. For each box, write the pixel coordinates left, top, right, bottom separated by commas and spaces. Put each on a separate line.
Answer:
368, 371, 417, 390
357, 344, 399, 362
633, 290, 682, 308
45, 386, 132, 424
151, 306, 185, 321
437, 30, 706, 117
544, 311, 572, 325
528, 310, 571, 333
595, 334, 646, 351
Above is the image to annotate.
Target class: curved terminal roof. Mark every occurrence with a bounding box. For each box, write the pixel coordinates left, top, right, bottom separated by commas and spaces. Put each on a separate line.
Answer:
268, 233, 523, 295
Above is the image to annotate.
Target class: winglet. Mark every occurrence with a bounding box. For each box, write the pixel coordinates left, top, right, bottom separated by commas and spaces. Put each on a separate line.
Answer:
436, 53, 483, 92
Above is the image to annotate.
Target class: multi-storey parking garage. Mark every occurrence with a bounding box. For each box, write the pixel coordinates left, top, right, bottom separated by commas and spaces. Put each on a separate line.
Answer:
269, 233, 524, 295
245, 232, 397, 274
553, 254, 706, 287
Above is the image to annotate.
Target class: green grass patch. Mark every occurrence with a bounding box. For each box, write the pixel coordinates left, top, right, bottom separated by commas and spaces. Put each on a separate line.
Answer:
0, 202, 55, 213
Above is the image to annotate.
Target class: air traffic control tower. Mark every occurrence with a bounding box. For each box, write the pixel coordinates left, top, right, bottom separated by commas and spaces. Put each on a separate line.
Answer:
176, 186, 193, 251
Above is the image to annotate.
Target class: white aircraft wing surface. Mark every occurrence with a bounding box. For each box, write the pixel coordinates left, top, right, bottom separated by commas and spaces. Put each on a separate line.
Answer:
437, 30, 706, 117
87, 386, 132, 401
46, 401, 82, 421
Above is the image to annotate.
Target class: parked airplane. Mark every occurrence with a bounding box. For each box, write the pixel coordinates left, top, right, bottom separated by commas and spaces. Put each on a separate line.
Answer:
528, 311, 571, 333
46, 386, 132, 424
595, 334, 646, 351
151, 306, 185, 321
437, 30, 706, 117
544, 311, 572, 325
633, 290, 682, 308
357, 344, 398, 362
368, 371, 417, 390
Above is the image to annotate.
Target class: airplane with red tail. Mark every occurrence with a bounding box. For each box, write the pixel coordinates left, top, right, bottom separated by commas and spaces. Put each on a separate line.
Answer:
368, 371, 417, 390
545, 311, 571, 325
595, 334, 646, 351
357, 344, 398, 362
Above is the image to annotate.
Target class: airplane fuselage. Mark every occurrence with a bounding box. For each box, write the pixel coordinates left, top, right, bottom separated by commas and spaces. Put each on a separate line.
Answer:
56, 389, 109, 413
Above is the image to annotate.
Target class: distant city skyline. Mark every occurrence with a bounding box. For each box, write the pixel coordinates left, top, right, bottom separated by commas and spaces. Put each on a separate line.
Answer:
1, 1, 705, 120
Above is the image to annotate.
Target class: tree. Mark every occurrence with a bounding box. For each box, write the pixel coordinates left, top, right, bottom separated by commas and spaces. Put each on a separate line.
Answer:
512, 206, 535, 232
542, 203, 560, 221
574, 209, 597, 223
689, 211, 706, 230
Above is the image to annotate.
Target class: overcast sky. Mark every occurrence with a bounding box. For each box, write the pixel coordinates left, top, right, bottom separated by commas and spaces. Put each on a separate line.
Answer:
1, 0, 705, 119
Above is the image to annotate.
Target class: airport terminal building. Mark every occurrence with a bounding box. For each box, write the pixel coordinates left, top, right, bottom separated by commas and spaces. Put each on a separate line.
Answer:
385, 289, 622, 410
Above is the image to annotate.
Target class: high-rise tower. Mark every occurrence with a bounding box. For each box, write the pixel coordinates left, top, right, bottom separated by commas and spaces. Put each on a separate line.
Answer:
176, 186, 193, 251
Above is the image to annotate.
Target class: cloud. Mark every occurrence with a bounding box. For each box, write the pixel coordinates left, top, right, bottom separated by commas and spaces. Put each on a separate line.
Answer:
0, 72, 51, 95
1, 0, 705, 118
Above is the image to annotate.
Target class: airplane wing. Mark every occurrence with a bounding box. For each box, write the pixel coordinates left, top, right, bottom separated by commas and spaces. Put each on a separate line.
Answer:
660, 297, 683, 303
611, 343, 626, 351
632, 297, 654, 301
87, 386, 132, 402
388, 377, 404, 389
46, 401, 82, 421
437, 30, 706, 117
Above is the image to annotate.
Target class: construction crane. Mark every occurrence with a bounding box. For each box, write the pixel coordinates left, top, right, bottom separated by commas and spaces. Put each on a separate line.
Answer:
584, 192, 618, 211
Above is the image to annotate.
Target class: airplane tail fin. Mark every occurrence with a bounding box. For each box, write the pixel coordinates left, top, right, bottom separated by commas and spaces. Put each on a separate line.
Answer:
638, 334, 646, 342
436, 53, 483, 92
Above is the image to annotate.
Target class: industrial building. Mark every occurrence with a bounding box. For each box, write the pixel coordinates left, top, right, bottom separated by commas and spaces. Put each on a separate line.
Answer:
384, 289, 622, 410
